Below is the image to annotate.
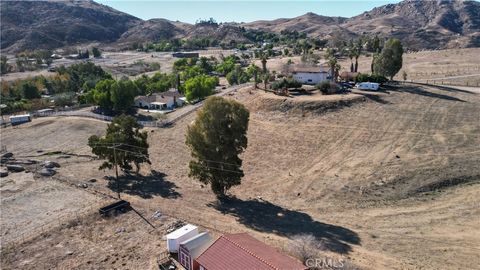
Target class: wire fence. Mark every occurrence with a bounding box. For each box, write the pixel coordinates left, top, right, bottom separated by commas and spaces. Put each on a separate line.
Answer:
33, 110, 168, 128
405, 80, 480, 88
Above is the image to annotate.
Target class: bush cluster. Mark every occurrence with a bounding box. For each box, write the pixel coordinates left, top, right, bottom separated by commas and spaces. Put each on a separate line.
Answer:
355, 73, 388, 84
316, 81, 340, 95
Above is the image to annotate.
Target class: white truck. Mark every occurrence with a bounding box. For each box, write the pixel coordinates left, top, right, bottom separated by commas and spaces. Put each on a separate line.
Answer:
9, 114, 31, 126
356, 82, 380, 91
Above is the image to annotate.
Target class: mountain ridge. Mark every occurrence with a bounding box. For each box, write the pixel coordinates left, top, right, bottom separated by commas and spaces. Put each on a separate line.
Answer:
1, 0, 479, 52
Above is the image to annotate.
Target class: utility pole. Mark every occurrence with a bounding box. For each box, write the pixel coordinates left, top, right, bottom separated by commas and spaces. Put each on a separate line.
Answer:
113, 146, 120, 199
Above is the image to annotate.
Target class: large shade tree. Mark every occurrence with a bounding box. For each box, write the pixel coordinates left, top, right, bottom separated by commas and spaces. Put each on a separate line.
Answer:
88, 115, 150, 174
186, 96, 249, 198
373, 38, 404, 80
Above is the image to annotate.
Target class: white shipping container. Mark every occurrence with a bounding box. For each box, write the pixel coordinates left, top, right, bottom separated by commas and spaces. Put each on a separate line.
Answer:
166, 224, 198, 253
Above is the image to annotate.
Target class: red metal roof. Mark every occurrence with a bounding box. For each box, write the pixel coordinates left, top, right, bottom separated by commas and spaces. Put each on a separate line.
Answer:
196, 233, 307, 270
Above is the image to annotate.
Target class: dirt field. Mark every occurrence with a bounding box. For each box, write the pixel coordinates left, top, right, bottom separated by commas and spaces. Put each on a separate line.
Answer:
1, 49, 237, 82
1, 82, 480, 269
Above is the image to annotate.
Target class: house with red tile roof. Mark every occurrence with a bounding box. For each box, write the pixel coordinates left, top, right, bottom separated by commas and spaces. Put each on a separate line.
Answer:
195, 233, 307, 270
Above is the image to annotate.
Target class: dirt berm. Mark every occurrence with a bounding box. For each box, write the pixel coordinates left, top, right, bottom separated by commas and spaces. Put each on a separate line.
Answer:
249, 91, 366, 115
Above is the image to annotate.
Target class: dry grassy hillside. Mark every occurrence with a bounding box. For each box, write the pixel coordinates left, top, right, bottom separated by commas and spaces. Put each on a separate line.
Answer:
2, 83, 479, 269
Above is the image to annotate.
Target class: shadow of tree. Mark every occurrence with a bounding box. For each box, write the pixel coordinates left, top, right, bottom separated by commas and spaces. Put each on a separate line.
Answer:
106, 170, 181, 199
430, 84, 475, 95
396, 86, 466, 102
209, 197, 360, 254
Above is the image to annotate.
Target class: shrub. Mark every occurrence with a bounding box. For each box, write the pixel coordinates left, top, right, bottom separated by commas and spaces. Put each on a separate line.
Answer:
286, 234, 325, 264
355, 73, 387, 84
316, 81, 339, 95
271, 78, 302, 90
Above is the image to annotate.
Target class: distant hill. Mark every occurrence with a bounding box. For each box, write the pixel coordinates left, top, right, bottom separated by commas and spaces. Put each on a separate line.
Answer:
243, 0, 480, 50
117, 20, 250, 45
0, 0, 140, 52
1, 0, 479, 53
243, 12, 351, 38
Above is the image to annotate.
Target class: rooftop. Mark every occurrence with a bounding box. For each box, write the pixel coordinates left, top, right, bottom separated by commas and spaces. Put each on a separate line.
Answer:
180, 232, 214, 258
166, 224, 198, 239
292, 65, 328, 73
196, 233, 307, 270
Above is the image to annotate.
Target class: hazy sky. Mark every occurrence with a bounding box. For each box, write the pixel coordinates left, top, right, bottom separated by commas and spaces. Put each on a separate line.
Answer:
94, 0, 402, 23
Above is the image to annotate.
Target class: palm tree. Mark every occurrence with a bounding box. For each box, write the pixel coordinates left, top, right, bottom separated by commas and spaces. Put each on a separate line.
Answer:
248, 64, 260, 89
348, 49, 355, 72
263, 71, 270, 91
261, 54, 268, 74
328, 57, 337, 82
353, 44, 362, 72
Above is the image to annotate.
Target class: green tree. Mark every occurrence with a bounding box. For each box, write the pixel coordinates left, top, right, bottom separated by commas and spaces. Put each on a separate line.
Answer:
353, 45, 361, 72
261, 54, 268, 74
92, 79, 114, 110
226, 65, 251, 86
184, 75, 218, 102
88, 115, 150, 174
328, 57, 338, 82
19, 81, 40, 99
186, 96, 249, 198
215, 56, 236, 75
263, 71, 270, 90
110, 79, 138, 112
373, 38, 404, 80
92, 47, 102, 58
247, 64, 261, 89
1, 56, 10, 74
348, 48, 355, 72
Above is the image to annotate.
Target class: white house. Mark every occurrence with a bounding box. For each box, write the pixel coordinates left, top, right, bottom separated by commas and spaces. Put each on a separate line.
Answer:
291, 66, 329, 85
134, 89, 184, 110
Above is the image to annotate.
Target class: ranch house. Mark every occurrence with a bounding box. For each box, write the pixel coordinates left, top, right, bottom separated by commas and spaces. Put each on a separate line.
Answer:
134, 89, 184, 110
291, 66, 330, 85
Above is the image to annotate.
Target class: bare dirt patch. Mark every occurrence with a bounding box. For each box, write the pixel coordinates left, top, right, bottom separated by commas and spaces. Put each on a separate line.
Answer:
248, 90, 367, 115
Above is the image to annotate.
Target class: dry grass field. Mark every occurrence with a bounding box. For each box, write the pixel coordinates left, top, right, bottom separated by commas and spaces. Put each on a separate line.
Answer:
1, 81, 479, 269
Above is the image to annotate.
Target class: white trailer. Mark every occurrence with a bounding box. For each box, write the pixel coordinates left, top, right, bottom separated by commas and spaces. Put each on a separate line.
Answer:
356, 82, 380, 91
9, 114, 31, 126
166, 224, 198, 253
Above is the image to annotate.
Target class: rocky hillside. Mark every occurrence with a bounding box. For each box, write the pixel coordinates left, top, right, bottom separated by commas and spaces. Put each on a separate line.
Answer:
244, 0, 480, 49
1, 0, 479, 52
0, 0, 141, 52
344, 0, 480, 49
117, 21, 250, 45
